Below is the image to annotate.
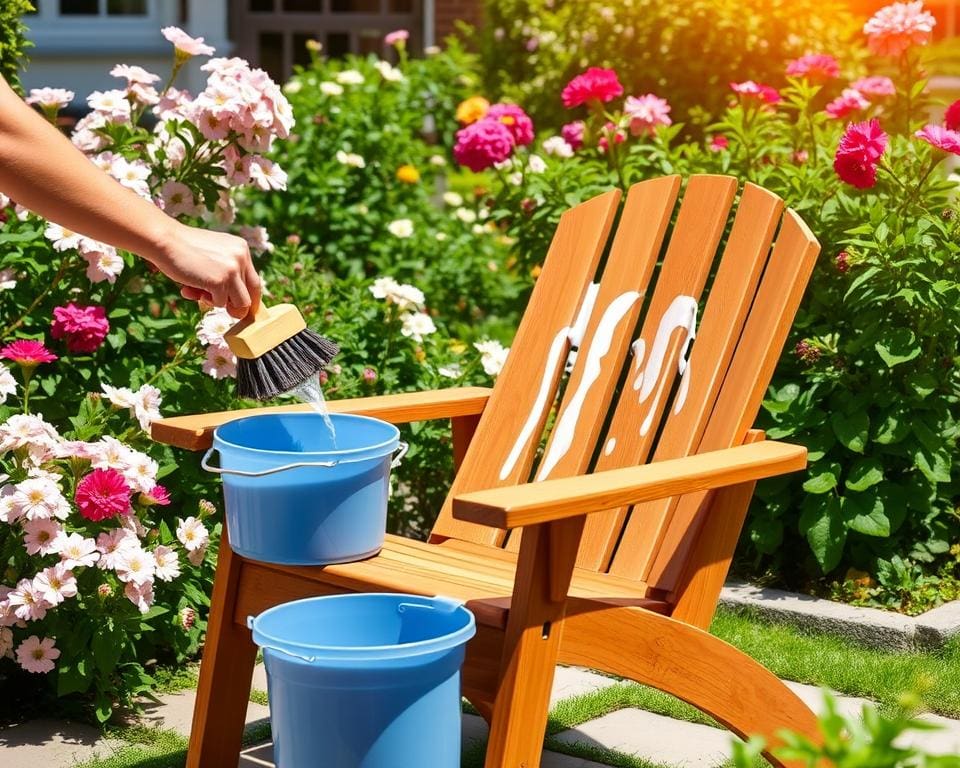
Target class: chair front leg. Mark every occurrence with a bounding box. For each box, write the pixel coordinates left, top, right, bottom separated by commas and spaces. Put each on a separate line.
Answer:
484, 517, 585, 768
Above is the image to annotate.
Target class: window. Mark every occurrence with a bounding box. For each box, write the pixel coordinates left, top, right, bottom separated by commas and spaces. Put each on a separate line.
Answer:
58, 0, 147, 13
25, 0, 181, 54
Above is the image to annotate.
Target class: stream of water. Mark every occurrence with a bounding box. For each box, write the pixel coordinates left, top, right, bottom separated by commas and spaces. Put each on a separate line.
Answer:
291, 372, 337, 447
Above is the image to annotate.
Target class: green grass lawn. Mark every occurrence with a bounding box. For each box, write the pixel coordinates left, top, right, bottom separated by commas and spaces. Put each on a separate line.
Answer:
76, 607, 960, 768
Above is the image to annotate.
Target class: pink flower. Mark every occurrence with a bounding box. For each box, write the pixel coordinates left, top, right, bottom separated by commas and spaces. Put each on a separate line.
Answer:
26, 87, 74, 111
730, 81, 781, 104
141, 485, 171, 506
153, 545, 181, 582
96, 528, 139, 570
362, 367, 377, 383
851, 76, 896, 97
160, 180, 198, 218
109, 64, 160, 85
864, 1, 936, 57
7, 579, 49, 622
33, 564, 77, 606
81, 246, 125, 285
0, 340, 57, 366
16, 636, 60, 674
825, 89, 871, 119
239, 225, 274, 254
786, 54, 840, 81
560, 121, 585, 150
50, 303, 109, 354
709, 135, 729, 152
55, 532, 101, 569
561, 67, 624, 108
115, 547, 156, 586
945, 99, 960, 130
384, 29, 409, 46
203, 342, 238, 379
623, 94, 672, 136
453, 119, 516, 172
834, 118, 888, 189
23, 518, 62, 556
485, 104, 535, 146
915, 124, 960, 155
162, 26, 215, 58
75, 468, 131, 522
598, 121, 626, 152
124, 580, 155, 613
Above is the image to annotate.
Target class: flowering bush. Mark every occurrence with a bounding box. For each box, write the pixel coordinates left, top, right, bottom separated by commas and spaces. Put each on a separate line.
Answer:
453, 2, 960, 592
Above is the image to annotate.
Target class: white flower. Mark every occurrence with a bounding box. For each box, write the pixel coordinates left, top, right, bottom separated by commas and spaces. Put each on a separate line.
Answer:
387, 219, 414, 238
152, 545, 181, 582
527, 154, 547, 173
335, 150, 366, 169
0, 414, 60, 464
248, 158, 287, 191
542, 136, 574, 158
370, 276, 401, 300
438, 364, 462, 379
132, 384, 162, 431
177, 516, 210, 552
203, 342, 237, 380
0, 485, 20, 524
55, 533, 100, 569
507, 172, 523, 186
239, 225, 274, 255
197, 307, 235, 347
123, 451, 159, 494
11, 477, 69, 521
81, 245, 124, 284
0, 364, 16, 404
124, 580, 154, 613
474, 339, 510, 377
96, 528, 140, 570
115, 546, 156, 585
455, 208, 477, 224
429, 154, 446, 167
375, 60, 404, 82
319, 81, 344, 96
424, 45, 441, 55
109, 156, 151, 198
101, 383, 137, 409
369, 277, 424, 310
399, 311, 437, 342
0, 268, 16, 290
336, 69, 365, 85
435, 232, 448, 242
283, 80, 303, 94
472, 224, 486, 235
89, 435, 135, 472
442, 191, 464, 207
22, 518, 62, 556
33, 564, 77, 606
43, 222, 84, 252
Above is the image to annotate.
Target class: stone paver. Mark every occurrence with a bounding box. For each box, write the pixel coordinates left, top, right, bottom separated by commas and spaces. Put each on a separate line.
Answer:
138, 689, 270, 737
252, 662, 268, 693
550, 666, 618, 707
901, 713, 960, 755
0, 719, 125, 768
785, 680, 867, 720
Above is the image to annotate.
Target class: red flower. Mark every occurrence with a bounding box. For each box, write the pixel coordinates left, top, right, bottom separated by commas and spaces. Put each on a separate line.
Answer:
597, 121, 625, 152
50, 303, 109, 354
786, 54, 840, 81
485, 104, 535, 146
833, 119, 888, 189
0, 340, 58, 366
825, 89, 870, 120
453, 119, 515, 172
946, 99, 960, 131
561, 67, 623, 109
141, 484, 171, 506
916, 124, 960, 155
75, 468, 131, 522
708, 135, 729, 152
730, 81, 781, 104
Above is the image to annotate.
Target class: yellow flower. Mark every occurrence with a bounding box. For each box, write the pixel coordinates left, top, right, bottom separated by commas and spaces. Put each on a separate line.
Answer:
396, 164, 420, 184
456, 96, 491, 125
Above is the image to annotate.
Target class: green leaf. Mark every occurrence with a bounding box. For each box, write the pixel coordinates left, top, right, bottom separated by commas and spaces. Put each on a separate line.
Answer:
843, 491, 890, 537
57, 657, 93, 696
874, 411, 910, 444
906, 372, 938, 398
799, 495, 846, 572
831, 411, 869, 454
875, 327, 920, 367
92, 621, 124, 676
845, 458, 884, 492
803, 464, 839, 494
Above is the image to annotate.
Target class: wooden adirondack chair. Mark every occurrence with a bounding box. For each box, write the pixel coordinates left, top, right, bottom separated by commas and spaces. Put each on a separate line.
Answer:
152, 174, 822, 768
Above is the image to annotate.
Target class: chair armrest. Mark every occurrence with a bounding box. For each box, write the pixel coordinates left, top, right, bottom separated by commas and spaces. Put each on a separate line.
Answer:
150, 387, 492, 451
452, 440, 806, 529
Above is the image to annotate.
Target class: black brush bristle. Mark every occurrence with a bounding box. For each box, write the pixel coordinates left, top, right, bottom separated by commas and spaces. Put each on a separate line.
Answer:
236, 329, 339, 400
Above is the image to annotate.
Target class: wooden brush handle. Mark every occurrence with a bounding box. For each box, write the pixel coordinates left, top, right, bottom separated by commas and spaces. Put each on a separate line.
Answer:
251, 299, 270, 322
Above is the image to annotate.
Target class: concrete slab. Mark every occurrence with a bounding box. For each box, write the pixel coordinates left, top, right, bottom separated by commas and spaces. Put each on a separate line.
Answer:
553, 707, 736, 767
915, 601, 960, 649
252, 663, 268, 694
784, 681, 867, 720
551, 666, 618, 707
900, 713, 960, 755
138, 689, 270, 737
0, 719, 125, 768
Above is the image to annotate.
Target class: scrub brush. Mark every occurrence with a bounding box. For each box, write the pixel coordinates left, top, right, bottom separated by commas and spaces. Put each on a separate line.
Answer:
224, 303, 339, 401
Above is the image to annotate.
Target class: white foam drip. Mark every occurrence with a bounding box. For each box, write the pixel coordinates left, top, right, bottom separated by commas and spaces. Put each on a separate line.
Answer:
498, 326, 570, 481
568, 282, 600, 349
604, 438, 617, 456
536, 291, 641, 481
631, 295, 698, 437
291, 372, 337, 446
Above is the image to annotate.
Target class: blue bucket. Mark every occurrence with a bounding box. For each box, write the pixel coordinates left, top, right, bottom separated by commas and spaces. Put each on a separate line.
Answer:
249, 593, 476, 768
203, 413, 405, 565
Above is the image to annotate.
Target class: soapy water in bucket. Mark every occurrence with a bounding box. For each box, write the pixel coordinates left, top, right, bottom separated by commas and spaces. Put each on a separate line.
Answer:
289, 372, 337, 447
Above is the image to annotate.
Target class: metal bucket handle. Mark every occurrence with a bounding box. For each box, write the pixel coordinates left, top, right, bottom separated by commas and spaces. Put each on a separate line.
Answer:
203, 441, 408, 478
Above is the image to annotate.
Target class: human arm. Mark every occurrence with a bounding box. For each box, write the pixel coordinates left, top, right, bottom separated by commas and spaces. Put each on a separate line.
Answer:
0, 75, 260, 318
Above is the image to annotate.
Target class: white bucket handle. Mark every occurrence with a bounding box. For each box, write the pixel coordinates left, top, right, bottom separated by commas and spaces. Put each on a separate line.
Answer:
202, 441, 408, 478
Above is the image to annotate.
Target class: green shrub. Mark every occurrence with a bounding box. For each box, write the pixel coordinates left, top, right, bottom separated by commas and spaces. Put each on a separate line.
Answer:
0, 0, 32, 93
477, 0, 861, 135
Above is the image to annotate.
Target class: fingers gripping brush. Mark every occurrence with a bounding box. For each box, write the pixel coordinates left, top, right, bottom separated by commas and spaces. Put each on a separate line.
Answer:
224, 303, 339, 401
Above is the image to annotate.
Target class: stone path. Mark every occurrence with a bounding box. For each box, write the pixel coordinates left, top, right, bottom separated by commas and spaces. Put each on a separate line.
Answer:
4, 665, 960, 767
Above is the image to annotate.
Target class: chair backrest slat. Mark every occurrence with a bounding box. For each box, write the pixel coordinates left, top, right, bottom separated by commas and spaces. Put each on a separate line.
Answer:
429, 189, 621, 545
575, 175, 737, 569
601, 183, 784, 578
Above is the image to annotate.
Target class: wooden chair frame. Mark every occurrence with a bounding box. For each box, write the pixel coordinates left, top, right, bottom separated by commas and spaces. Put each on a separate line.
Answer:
153, 175, 823, 768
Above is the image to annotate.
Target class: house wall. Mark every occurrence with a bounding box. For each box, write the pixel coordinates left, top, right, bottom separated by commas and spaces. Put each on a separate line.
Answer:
434, 0, 482, 41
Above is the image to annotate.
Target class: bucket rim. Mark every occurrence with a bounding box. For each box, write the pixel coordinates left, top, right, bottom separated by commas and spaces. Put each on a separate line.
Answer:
213, 412, 400, 458
250, 593, 477, 661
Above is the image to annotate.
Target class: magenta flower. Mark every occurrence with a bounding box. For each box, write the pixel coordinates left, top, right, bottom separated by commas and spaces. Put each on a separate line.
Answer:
486, 104, 535, 146
50, 303, 110, 354
141, 484, 171, 506
730, 81, 781, 104
786, 54, 840, 81
825, 89, 870, 120
561, 67, 624, 109
863, 1, 936, 57
597, 121, 626, 152
560, 121, 585, 151
833, 118, 888, 189
946, 99, 960, 131
453, 119, 515, 172
0, 340, 58, 367
75, 468, 131, 522
915, 124, 960, 155
851, 76, 896, 98
709, 135, 729, 152
624, 94, 672, 137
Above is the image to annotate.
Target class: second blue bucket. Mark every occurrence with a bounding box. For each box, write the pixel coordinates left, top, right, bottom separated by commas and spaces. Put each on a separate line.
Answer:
203, 412, 404, 565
